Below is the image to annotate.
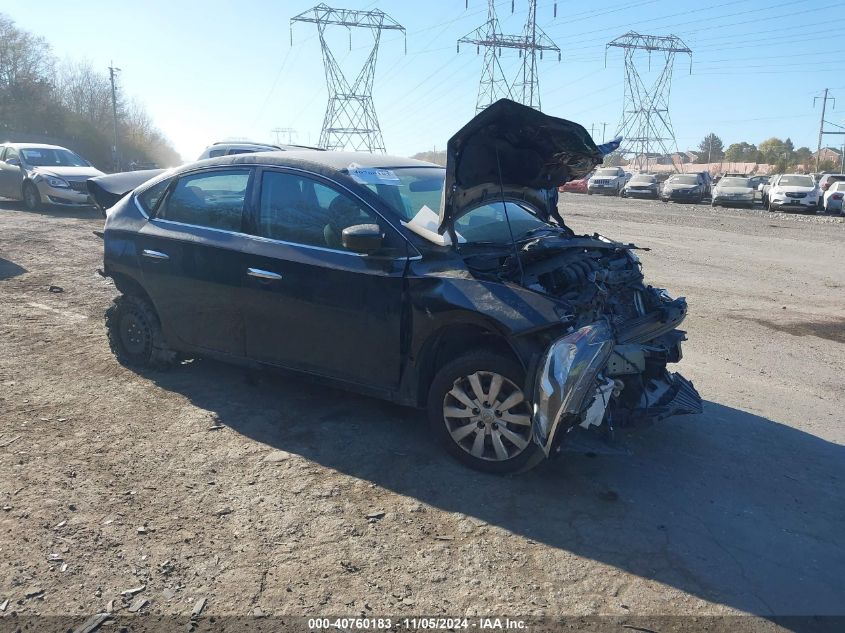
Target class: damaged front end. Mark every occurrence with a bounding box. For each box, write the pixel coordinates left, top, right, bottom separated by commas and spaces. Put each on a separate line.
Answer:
465, 233, 703, 457
441, 99, 701, 458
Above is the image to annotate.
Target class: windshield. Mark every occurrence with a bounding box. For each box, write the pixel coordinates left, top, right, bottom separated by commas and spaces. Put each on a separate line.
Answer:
720, 178, 750, 187
21, 147, 89, 167
778, 175, 814, 187
630, 174, 655, 183
667, 175, 698, 185
595, 168, 619, 177
454, 201, 547, 244
358, 166, 445, 222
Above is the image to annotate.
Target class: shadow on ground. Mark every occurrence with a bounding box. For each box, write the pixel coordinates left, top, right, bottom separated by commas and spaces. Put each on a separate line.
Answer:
150, 359, 845, 617
0, 257, 27, 280
0, 198, 101, 220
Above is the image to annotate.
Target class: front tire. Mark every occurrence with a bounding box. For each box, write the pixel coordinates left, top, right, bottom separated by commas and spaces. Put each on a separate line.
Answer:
22, 182, 41, 211
427, 352, 540, 474
105, 293, 176, 369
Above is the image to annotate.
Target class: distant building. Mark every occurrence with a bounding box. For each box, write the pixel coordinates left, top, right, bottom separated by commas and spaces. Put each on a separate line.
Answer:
813, 147, 842, 164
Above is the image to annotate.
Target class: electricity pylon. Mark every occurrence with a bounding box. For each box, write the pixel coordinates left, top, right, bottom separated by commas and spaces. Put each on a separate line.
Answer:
290, 4, 405, 153
458, 0, 560, 113
606, 32, 692, 171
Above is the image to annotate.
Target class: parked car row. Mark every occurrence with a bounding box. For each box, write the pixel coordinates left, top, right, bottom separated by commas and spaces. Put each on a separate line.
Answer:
0, 140, 323, 212
560, 167, 845, 215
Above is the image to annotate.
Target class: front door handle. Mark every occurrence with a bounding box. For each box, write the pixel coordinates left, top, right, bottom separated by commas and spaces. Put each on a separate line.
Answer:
247, 268, 283, 281
142, 249, 169, 260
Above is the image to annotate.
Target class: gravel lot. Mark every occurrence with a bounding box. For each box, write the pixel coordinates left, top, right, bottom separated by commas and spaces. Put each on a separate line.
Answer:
0, 194, 843, 628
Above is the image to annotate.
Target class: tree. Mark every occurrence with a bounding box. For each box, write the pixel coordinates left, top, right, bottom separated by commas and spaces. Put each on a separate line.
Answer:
724, 142, 758, 162
758, 137, 787, 165
792, 147, 812, 169
698, 133, 724, 162
0, 13, 180, 170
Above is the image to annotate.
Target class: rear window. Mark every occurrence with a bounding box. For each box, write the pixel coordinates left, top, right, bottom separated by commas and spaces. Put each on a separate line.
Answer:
778, 175, 814, 187
156, 169, 251, 231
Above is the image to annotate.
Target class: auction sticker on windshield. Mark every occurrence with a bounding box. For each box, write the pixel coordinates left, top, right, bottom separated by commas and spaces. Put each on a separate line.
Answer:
346, 163, 401, 186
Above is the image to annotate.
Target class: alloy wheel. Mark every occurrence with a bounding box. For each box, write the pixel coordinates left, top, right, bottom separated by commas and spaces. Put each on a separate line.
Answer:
442, 371, 532, 462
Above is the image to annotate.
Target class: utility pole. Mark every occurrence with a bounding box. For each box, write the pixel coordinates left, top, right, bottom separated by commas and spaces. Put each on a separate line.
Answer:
601, 122, 608, 143
271, 127, 297, 144
108, 62, 121, 172
815, 89, 830, 173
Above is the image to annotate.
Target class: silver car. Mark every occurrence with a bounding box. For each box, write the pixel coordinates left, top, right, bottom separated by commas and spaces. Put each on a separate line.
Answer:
711, 176, 756, 208
0, 143, 103, 210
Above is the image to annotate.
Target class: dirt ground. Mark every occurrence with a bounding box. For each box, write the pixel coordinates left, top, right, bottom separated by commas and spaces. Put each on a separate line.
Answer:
0, 194, 843, 629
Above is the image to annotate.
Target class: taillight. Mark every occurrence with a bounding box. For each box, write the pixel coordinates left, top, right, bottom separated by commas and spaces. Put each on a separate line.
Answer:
832, 193, 843, 200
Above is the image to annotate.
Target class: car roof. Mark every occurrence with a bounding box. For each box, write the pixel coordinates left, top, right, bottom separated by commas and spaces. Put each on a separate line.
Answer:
185, 150, 440, 174
2, 142, 69, 150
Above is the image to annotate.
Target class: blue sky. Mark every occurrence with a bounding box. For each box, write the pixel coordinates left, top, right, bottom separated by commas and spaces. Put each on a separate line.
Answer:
7, 0, 845, 161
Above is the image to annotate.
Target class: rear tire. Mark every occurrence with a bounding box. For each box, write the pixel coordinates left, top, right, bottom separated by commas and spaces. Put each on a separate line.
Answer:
427, 351, 541, 474
105, 293, 176, 369
22, 182, 41, 211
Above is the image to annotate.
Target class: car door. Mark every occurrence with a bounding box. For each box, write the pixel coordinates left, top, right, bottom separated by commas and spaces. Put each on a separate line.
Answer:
136, 167, 255, 357
240, 168, 409, 392
0, 147, 22, 198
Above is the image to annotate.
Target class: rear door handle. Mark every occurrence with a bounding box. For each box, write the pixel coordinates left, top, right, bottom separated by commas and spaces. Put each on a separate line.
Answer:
247, 268, 283, 281
142, 249, 169, 260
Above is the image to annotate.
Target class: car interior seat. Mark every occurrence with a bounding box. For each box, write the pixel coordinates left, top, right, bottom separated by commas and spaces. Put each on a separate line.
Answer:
323, 195, 365, 249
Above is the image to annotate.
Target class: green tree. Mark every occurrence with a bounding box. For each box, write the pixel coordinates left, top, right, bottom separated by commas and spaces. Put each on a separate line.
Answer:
758, 137, 787, 164
724, 142, 758, 162
698, 133, 724, 161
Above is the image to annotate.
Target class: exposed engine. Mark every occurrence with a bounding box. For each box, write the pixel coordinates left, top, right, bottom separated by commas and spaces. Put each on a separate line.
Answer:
463, 231, 702, 452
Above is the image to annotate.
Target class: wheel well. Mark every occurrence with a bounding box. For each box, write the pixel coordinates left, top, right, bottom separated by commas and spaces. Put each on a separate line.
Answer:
109, 272, 153, 303
415, 325, 521, 406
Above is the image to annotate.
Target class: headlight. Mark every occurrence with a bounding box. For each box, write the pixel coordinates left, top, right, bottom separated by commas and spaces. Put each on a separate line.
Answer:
43, 176, 70, 188
532, 321, 614, 455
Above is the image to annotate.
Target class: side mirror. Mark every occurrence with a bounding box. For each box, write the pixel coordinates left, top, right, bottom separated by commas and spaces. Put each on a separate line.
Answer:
342, 224, 383, 254
6, 157, 20, 167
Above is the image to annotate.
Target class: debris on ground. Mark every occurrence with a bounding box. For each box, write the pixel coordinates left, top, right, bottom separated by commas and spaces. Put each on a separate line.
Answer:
191, 597, 207, 618
73, 612, 110, 633
120, 585, 146, 597
127, 597, 148, 613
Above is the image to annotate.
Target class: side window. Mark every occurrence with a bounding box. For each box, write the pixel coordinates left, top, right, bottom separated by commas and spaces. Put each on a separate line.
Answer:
256, 171, 379, 251
156, 169, 250, 232
208, 149, 226, 158
5, 147, 18, 162
137, 179, 171, 214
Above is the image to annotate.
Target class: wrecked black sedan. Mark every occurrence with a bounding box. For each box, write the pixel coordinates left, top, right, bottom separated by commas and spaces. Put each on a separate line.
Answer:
97, 99, 701, 473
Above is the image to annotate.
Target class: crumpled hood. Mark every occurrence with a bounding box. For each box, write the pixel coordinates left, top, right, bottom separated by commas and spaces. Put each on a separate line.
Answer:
440, 99, 604, 234
87, 169, 166, 212
32, 166, 104, 179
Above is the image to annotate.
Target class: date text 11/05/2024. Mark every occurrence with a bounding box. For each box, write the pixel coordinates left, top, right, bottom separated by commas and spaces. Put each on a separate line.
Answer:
307, 617, 527, 630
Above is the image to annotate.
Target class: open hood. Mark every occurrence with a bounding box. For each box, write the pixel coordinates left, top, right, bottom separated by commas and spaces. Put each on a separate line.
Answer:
439, 99, 605, 234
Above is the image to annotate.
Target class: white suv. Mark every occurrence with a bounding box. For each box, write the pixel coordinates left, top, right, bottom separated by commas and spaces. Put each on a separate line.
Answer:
197, 142, 323, 161
767, 174, 819, 213
588, 167, 626, 196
